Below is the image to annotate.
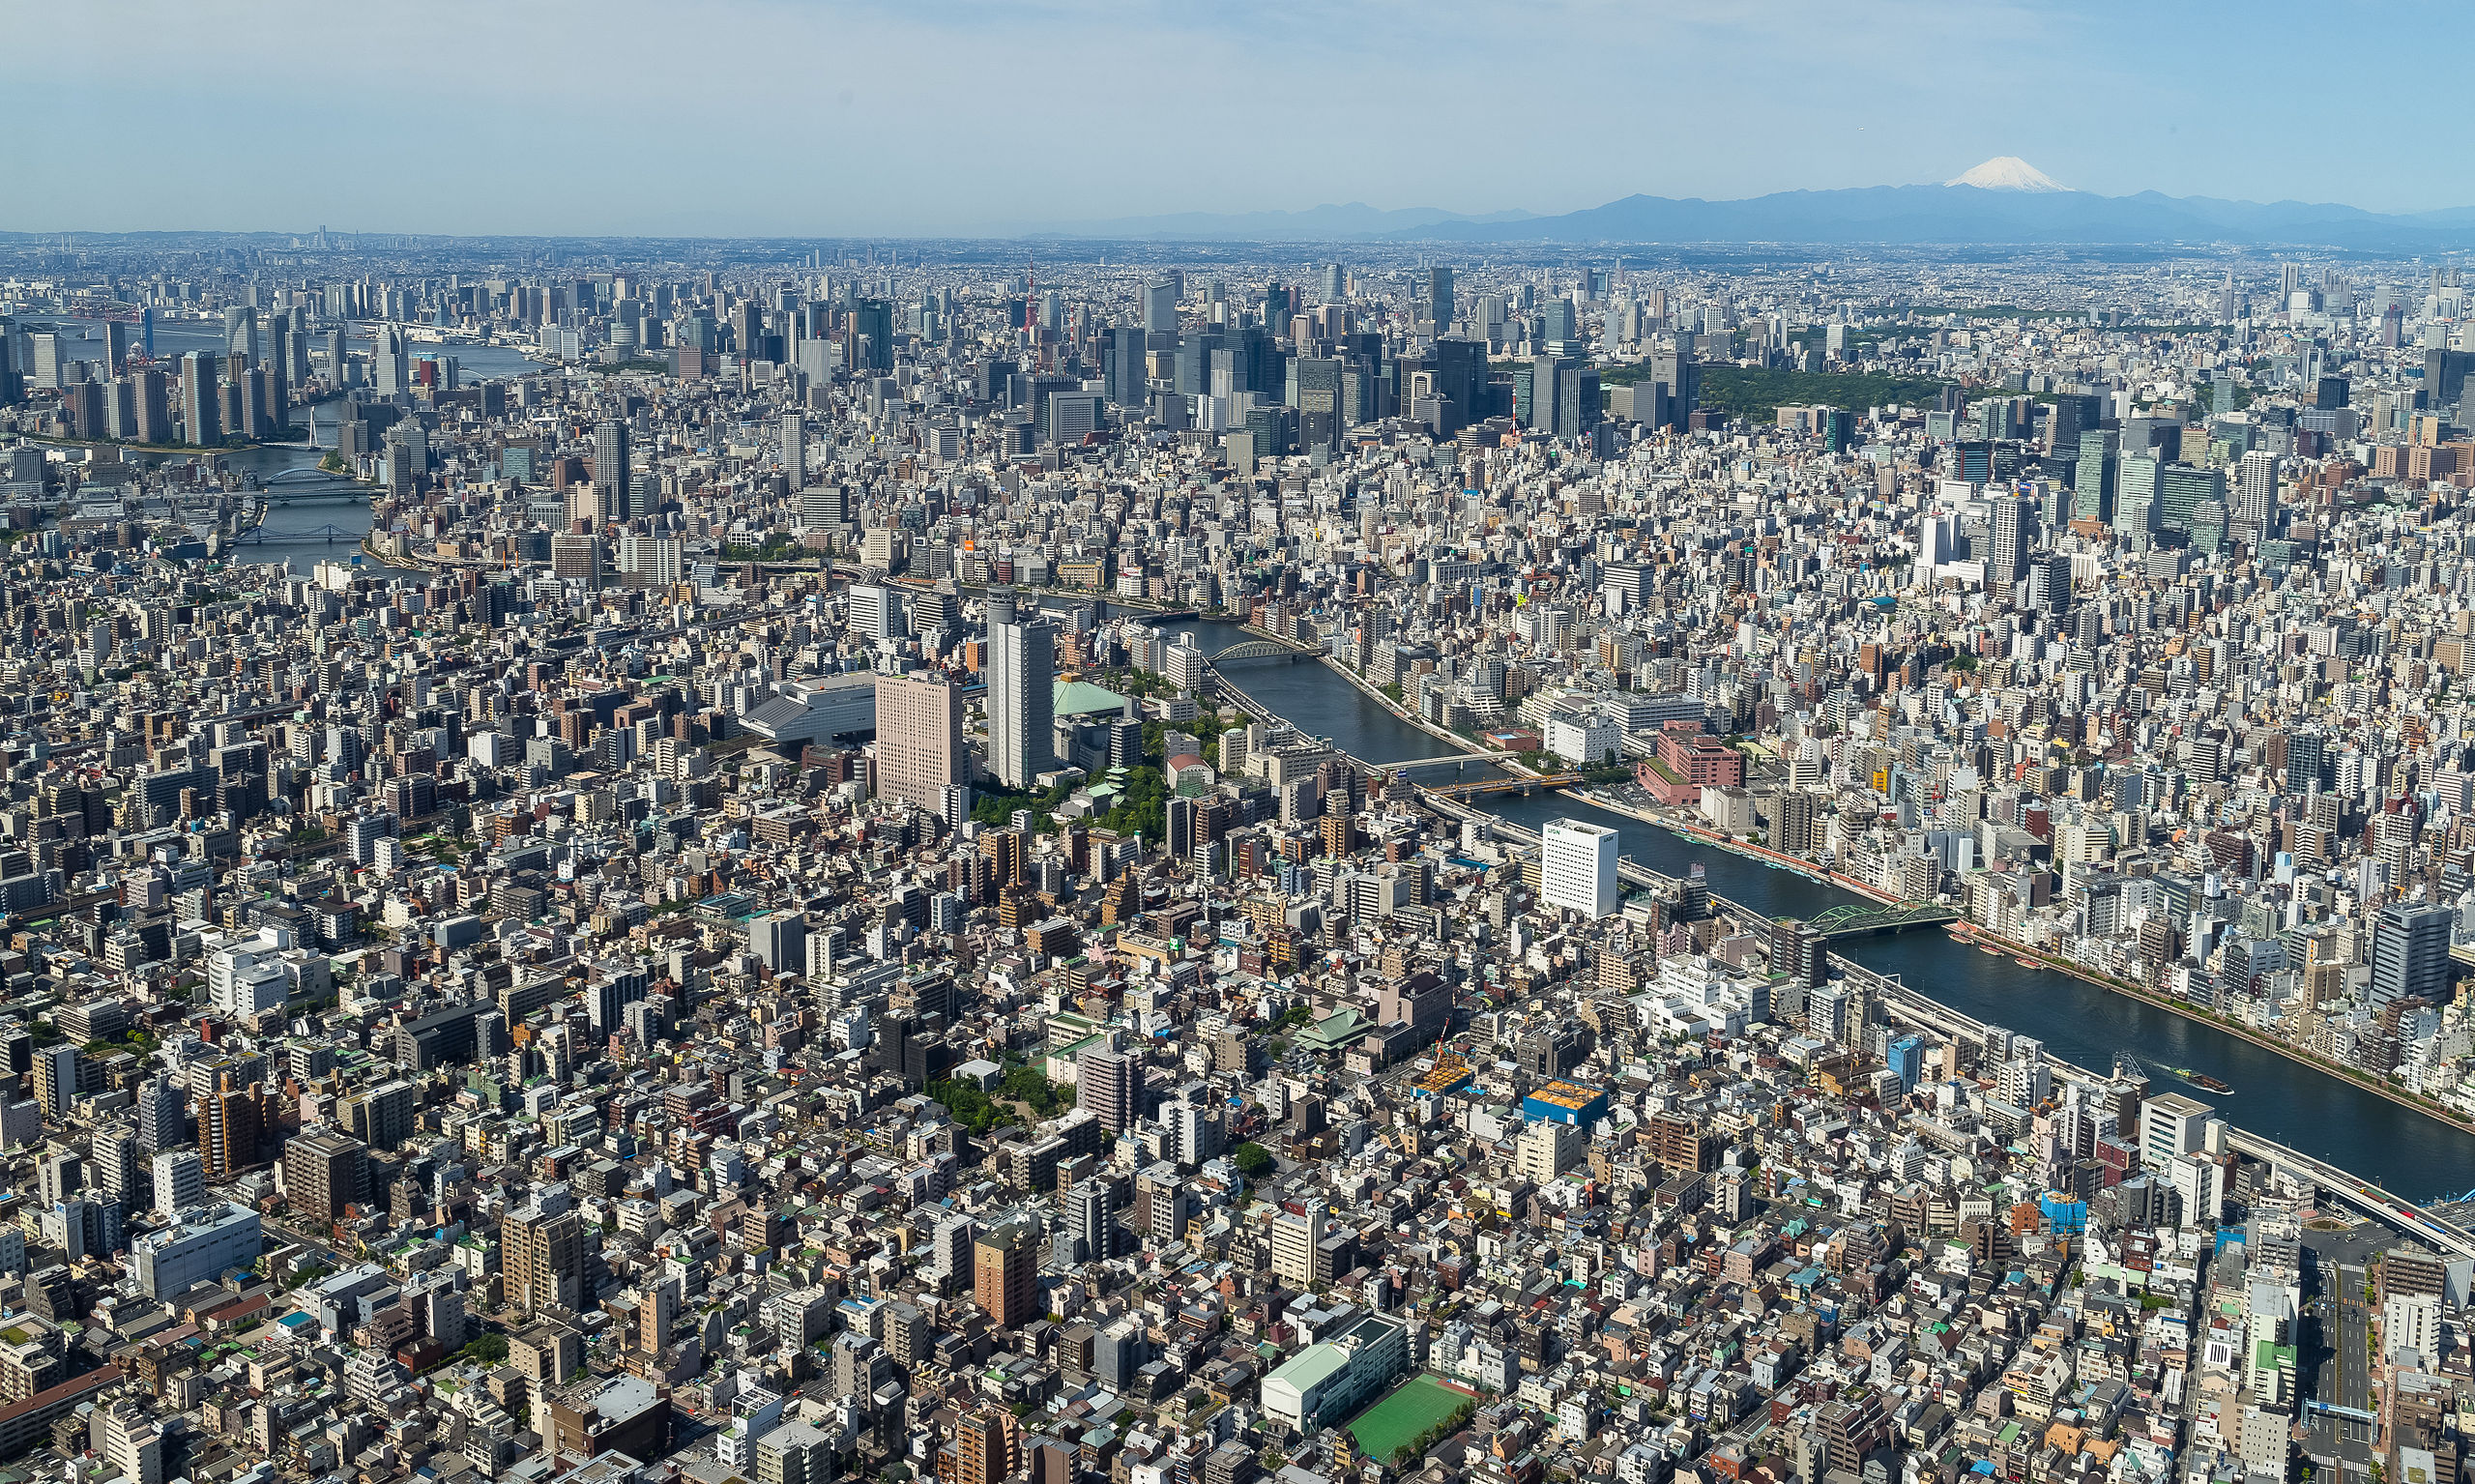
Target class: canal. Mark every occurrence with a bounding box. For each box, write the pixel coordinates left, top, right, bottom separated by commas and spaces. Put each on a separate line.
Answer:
1149, 615, 2475, 1199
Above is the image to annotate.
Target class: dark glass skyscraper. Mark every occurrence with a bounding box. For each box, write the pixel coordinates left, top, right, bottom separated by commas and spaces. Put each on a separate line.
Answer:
594, 420, 630, 520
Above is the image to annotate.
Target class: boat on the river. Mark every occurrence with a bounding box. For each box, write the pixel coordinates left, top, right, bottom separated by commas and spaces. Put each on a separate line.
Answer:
2014, 957, 2042, 970
2187, 1072, 2233, 1093
1979, 945, 2002, 956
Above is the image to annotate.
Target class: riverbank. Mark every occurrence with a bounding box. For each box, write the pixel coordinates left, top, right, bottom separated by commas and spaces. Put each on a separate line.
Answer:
1185, 615, 2475, 1193
30, 431, 315, 458
1314, 654, 1537, 770
1966, 918, 2475, 1132
1576, 792, 2475, 1136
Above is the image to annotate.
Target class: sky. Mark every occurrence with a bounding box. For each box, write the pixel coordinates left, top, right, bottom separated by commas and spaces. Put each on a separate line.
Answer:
9, 0, 2472, 238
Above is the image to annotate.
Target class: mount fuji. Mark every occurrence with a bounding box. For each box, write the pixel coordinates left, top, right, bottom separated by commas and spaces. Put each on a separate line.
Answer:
1945, 157, 2073, 192
1059, 160, 2475, 248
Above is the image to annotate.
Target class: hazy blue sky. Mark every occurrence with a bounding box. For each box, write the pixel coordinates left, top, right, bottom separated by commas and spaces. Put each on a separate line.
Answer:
11, 0, 2470, 237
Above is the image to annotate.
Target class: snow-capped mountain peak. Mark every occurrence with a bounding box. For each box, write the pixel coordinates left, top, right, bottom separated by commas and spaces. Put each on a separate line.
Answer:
1944, 157, 2072, 192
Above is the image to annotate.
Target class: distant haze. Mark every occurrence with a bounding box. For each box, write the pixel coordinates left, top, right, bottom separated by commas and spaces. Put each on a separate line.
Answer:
4, 0, 2462, 238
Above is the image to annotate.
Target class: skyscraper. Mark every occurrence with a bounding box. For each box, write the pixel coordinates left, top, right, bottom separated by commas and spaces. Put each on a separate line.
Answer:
987, 594, 1055, 789
2235, 450, 2279, 528
2370, 901, 2454, 1008
1989, 493, 2034, 589
595, 420, 631, 520
780, 412, 805, 488
875, 673, 964, 809
974, 1221, 1036, 1329
373, 324, 407, 395
1107, 326, 1146, 408
1142, 280, 1178, 333
182, 352, 219, 447
1542, 818, 1619, 918
1426, 266, 1454, 327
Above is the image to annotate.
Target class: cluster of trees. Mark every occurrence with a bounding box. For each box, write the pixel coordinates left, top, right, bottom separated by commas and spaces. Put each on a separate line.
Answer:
720, 533, 807, 562
969, 778, 1073, 833
1088, 765, 1168, 844
927, 1065, 1068, 1135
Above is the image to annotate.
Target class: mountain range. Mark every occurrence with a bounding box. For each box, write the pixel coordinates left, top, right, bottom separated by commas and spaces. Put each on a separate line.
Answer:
1055, 165, 2475, 249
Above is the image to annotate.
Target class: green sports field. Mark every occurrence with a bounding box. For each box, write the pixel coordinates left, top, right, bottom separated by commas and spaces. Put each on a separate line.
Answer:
1346, 1374, 1474, 1461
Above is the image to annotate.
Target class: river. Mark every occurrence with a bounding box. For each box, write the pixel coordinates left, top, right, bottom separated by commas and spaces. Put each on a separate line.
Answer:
103, 439, 380, 576
1147, 614, 2475, 1199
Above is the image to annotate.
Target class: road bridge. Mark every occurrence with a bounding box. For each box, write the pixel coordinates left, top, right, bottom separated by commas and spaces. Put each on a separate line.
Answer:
1383, 750, 1523, 769
1422, 772, 1579, 799
1805, 898, 1962, 938
1209, 639, 1317, 664
233, 523, 359, 544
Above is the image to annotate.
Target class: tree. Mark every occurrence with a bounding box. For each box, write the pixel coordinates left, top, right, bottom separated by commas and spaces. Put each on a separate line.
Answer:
1233, 1143, 1275, 1178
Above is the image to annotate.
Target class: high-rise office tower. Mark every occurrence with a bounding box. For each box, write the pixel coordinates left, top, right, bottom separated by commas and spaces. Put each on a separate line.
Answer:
780, 412, 805, 488
373, 324, 407, 395
2036, 552, 2074, 615
1426, 266, 1454, 326
987, 597, 1056, 789
1108, 326, 1145, 409
1990, 494, 2033, 588
594, 420, 631, 519
182, 352, 219, 446
974, 1221, 1036, 1329
849, 582, 907, 643
223, 306, 258, 364
2370, 902, 2454, 1008
875, 674, 964, 809
1143, 280, 1178, 333
2235, 450, 2279, 528
1542, 818, 1619, 918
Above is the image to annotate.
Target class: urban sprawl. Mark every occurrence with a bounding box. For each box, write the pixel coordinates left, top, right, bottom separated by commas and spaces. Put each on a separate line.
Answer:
0, 235, 2464, 1484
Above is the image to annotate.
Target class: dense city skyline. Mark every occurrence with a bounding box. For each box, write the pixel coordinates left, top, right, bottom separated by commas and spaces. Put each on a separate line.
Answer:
12, 15, 2475, 1484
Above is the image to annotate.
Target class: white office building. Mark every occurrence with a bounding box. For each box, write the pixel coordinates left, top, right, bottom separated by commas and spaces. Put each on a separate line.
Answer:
986, 596, 1056, 788
131, 1203, 261, 1297
1542, 818, 1620, 918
